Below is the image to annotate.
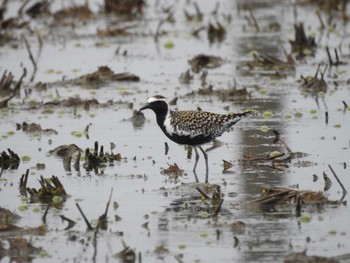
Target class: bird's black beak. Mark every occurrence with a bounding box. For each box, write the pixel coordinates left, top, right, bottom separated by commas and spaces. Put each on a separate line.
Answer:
139, 104, 150, 111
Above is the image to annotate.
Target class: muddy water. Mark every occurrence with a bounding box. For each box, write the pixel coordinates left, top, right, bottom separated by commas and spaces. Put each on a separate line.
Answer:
1, 0, 350, 262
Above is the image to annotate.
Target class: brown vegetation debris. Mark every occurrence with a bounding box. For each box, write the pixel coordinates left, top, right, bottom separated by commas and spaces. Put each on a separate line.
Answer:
128, 110, 145, 128
284, 251, 340, 263
0, 237, 42, 263
179, 69, 193, 84
222, 159, 233, 172
240, 130, 310, 172
114, 240, 136, 262
49, 144, 83, 158
104, 0, 145, 15
53, 1, 94, 22
25, 0, 51, 18
207, 22, 226, 43
296, 0, 349, 21
161, 163, 184, 180
75, 66, 140, 87
97, 27, 132, 37
289, 23, 317, 58
0, 69, 26, 108
184, 2, 203, 22
16, 122, 58, 135
0, 148, 20, 170
0, 71, 14, 97
185, 85, 251, 102
248, 51, 295, 71
299, 64, 328, 95
0, 207, 20, 224
326, 47, 346, 66
26, 175, 68, 203
188, 54, 224, 73
231, 221, 246, 235
44, 96, 99, 108
196, 185, 223, 215
240, 151, 290, 171
83, 141, 123, 173
167, 183, 225, 217
253, 187, 340, 208
36, 163, 46, 170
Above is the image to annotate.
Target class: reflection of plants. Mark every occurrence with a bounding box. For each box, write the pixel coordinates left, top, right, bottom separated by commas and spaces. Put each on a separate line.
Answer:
238, 130, 308, 172
0, 148, 20, 170
161, 163, 184, 182
251, 165, 347, 216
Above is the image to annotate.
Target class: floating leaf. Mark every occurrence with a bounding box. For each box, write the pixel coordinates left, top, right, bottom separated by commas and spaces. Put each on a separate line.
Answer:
42, 109, 54, 114
334, 124, 341, 128
310, 109, 317, 114
39, 249, 50, 257
270, 151, 282, 157
260, 125, 270, 132
262, 111, 273, 119
300, 215, 311, 223
71, 131, 83, 138
21, 155, 31, 162
294, 112, 303, 118
178, 244, 186, 250
18, 205, 28, 211
33, 207, 41, 213
52, 196, 62, 204
328, 230, 337, 235
199, 211, 210, 218
7, 131, 15, 136
164, 41, 174, 49
259, 89, 268, 95
199, 232, 208, 238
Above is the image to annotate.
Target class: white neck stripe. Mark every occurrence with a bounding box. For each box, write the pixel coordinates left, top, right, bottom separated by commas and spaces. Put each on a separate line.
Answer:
148, 96, 167, 103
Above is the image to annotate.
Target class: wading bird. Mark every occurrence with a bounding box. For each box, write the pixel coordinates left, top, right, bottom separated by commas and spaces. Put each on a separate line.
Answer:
140, 95, 251, 180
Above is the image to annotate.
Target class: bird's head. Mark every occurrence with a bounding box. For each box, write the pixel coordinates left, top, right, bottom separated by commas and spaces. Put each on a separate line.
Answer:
140, 95, 169, 116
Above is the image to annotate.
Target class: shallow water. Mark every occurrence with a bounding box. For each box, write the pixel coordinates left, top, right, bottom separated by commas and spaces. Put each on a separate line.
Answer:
1, 0, 350, 262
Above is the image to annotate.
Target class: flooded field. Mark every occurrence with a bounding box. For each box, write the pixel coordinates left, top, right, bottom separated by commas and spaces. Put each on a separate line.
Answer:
1, 0, 350, 262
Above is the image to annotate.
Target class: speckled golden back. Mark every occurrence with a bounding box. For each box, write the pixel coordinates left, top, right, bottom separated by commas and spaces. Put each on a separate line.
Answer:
170, 110, 247, 138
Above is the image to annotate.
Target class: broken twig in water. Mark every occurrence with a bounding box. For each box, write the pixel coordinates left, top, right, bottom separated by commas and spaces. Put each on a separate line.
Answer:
19, 169, 30, 195
73, 151, 81, 171
22, 35, 37, 82
213, 198, 224, 217
273, 130, 292, 153
42, 202, 51, 225
98, 188, 114, 230
196, 187, 210, 200
323, 172, 332, 191
164, 142, 169, 155
76, 203, 93, 230
249, 9, 259, 32
326, 47, 346, 66
328, 164, 347, 199
60, 215, 76, 230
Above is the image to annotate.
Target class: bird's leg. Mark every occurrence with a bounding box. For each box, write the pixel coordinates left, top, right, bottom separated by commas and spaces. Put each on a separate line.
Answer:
193, 146, 200, 173
198, 146, 209, 183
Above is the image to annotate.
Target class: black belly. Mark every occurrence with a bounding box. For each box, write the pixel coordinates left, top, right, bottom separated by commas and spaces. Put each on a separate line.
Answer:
164, 132, 213, 146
